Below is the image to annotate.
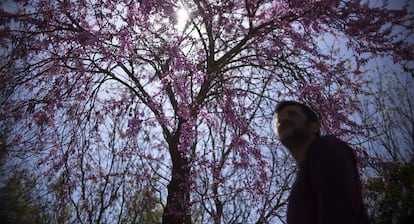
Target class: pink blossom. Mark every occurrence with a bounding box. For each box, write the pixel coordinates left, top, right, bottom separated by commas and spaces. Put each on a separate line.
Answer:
33, 110, 49, 126
126, 118, 140, 136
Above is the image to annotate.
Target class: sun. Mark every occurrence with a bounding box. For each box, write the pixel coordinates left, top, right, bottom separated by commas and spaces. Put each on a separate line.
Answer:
176, 6, 190, 30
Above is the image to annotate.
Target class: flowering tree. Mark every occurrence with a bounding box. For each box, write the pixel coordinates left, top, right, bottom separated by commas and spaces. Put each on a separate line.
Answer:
1, 0, 413, 223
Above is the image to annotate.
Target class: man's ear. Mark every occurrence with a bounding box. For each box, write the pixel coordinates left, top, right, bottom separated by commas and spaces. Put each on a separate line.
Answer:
310, 122, 320, 135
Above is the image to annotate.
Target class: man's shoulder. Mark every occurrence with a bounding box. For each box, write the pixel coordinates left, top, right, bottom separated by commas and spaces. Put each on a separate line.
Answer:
313, 135, 350, 148
309, 135, 354, 159
306, 135, 357, 170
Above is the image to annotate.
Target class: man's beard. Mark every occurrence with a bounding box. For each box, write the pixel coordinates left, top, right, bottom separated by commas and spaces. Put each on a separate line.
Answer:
279, 125, 312, 149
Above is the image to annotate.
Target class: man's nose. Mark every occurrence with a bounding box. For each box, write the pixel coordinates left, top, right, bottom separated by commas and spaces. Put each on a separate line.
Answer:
277, 117, 288, 126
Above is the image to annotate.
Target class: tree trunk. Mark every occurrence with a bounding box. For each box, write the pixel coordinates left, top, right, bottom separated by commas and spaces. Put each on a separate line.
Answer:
162, 144, 191, 224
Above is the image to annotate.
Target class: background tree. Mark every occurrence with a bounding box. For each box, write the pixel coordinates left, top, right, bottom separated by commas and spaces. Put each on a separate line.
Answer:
1, 0, 413, 223
365, 161, 414, 224
359, 62, 414, 223
0, 170, 51, 224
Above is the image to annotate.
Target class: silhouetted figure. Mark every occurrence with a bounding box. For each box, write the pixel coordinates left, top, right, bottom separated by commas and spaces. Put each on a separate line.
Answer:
274, 101, 366, 224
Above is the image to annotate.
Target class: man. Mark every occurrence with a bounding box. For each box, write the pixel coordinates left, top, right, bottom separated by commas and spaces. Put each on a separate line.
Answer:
274, 101, 366, 224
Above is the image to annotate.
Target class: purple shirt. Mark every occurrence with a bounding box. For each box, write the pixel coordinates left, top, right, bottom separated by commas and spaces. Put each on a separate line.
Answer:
287, 136, 366, 224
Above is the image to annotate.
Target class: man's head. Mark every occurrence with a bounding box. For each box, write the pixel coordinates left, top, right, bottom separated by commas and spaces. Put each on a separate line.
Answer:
274, 101, 320, 148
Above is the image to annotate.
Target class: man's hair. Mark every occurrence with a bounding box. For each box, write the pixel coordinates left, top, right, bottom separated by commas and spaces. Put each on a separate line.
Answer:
274, 100, 320, 124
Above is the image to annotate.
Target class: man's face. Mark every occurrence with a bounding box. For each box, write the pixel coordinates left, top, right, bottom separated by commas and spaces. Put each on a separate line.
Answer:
274, 105, 312, 143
